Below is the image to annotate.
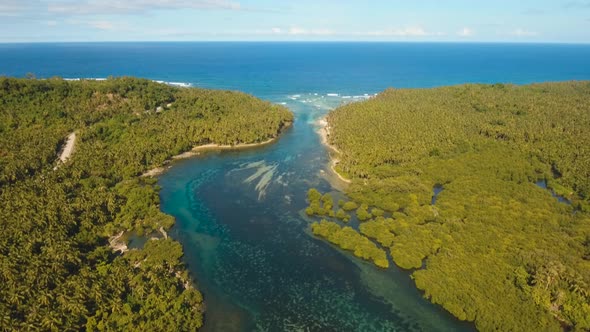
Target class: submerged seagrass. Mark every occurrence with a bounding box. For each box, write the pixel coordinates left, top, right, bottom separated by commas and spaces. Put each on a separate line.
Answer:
307, 82, 590, 331
0, 77, 292, 330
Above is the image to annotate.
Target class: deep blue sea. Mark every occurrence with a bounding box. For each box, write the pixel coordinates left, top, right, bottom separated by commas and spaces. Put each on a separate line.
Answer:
3, 42, 590, 331
2, 42, 590, 95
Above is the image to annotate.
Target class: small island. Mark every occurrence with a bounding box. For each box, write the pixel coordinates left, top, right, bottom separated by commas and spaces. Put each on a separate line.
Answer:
307, 82, 590, 331
0, 77, 293, 330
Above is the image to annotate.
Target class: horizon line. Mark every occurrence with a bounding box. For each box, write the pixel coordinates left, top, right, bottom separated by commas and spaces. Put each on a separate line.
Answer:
1, 40, 589, 45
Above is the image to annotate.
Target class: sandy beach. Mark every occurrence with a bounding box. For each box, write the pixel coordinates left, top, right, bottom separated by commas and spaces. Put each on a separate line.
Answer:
142, 122, 292, 177
316, 117, 352, 184
172, 137, 278, 160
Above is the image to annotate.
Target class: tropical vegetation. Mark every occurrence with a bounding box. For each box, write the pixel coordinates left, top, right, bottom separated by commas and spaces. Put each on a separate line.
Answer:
0, 77, 292, 331
308, 82, 590, 331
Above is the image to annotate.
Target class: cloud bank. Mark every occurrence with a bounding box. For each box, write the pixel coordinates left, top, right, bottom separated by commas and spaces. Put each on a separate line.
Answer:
48, 0, 242, 15
458, 27, 474, 37
262, 26, 444, 38
510, 28, 538, 37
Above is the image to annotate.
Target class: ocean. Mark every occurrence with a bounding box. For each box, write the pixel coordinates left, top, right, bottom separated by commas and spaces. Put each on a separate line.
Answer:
2, 42, 590, 331
2, 42, 590, 96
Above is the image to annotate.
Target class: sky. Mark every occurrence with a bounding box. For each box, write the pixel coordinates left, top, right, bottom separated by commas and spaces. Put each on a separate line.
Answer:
0, 0, 589, 43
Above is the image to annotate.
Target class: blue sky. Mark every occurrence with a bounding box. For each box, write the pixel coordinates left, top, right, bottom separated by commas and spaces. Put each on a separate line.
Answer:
1, 0, 589, 42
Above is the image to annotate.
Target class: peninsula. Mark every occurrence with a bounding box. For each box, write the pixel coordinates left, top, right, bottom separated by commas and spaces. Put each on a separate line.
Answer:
0, 77, 293, 330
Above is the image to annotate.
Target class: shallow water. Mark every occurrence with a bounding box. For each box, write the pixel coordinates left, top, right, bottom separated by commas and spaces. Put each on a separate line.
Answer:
158, 95, 473, 331
535, 179, 572, 205
431, 185, 445, 205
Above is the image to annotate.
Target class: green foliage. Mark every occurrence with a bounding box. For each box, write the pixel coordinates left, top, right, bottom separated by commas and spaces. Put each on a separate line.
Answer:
307, 188, 322, 202
342, 201, 358, 211
0, 77, 292, 330
311, 220, 389, 268
0, 77, 293, 185
359, 217, 396, 247
114, 178, 174, 235
356, 204, 372, 221
371, 208, 385, 218
85, 239, 204, 331
336, 209, 351, 222
322, 193, 334, 211
305, 190, 339, 217
324, 82, 590, 331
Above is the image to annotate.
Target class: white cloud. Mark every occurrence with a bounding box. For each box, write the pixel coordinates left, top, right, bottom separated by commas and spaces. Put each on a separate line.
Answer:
64, 18, 129, 31
252, 26, 446, 39
364, 27, 444, 37
510, 28, 538, 37
258, 27, 335, 36
288, 27, 307, 35
88, 20, 116, 30
46, 20, 58, 26
457, 27, 474, 37
48, 0, 242, 15
291, 28, 334, 36
0, 0, 39, 16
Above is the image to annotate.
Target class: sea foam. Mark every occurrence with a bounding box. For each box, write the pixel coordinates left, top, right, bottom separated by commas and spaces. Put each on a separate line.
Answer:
62, 78, 192, 88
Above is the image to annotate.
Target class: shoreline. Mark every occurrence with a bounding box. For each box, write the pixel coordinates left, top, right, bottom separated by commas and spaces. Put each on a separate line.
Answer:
142, 122, 292, 177
316, 117, 352, 184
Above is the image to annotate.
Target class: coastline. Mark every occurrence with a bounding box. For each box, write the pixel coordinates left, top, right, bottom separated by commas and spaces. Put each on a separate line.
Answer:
142, 121, 292, 177
316, 117, 352, 184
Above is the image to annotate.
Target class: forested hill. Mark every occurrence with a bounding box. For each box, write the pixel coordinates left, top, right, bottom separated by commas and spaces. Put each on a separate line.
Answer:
316, 82, 590, 331
0, 77, 293, 330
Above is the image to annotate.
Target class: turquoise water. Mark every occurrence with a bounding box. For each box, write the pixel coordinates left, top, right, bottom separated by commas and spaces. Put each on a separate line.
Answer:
3, 42, 590, 331
158, 96, 472, 331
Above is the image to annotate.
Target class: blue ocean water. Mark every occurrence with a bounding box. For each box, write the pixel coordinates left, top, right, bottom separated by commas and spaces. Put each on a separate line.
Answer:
2, 42, 590, 96
3, 43, 590, 331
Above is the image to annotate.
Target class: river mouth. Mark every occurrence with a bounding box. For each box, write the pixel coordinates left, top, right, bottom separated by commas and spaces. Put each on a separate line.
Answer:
158, 94, 473, 332
2, 42, 589, 332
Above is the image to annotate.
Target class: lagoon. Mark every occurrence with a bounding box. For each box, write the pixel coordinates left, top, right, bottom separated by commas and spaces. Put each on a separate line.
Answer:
158, 94, 473, 331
